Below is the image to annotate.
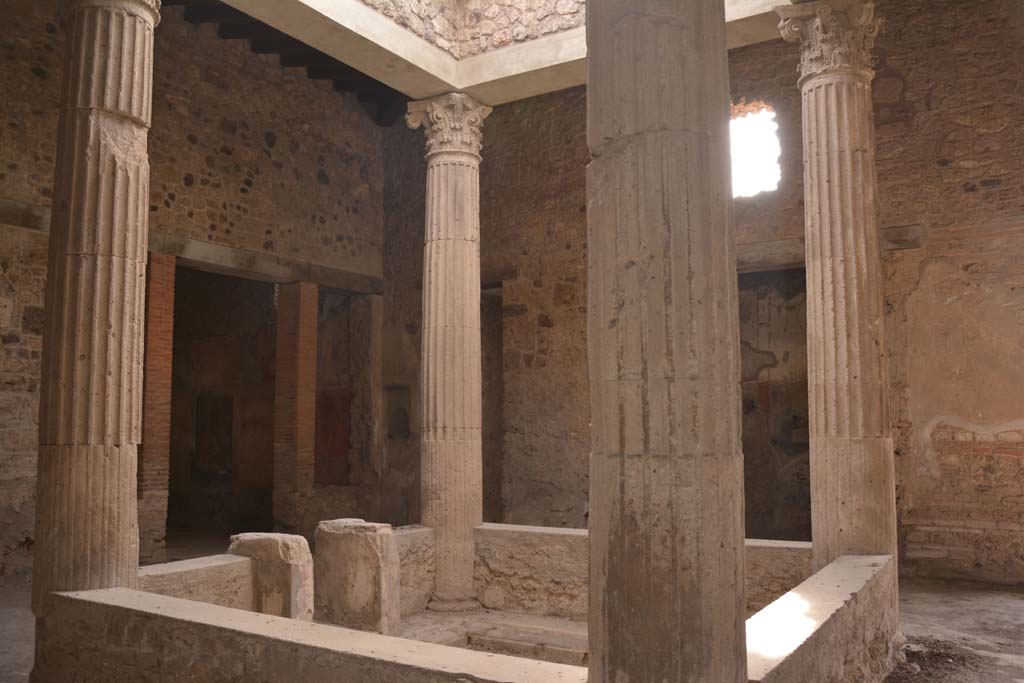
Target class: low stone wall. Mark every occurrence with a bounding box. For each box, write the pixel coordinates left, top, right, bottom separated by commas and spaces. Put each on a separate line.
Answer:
746, 555, 899, 683
474, 523, 587, 619
744, 539, 814, 614
137, 555, 254, 611
228, 533, 314, 620
395, 525, 436, 616
470, 524, 813, 620
34, 589, 589, 683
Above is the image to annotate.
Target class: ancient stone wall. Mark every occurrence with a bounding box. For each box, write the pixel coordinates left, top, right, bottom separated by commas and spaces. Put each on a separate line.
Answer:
381, 1, 1024, 585
355, 0, 585, 58
458, 0, 585, 58
149, 11, 383, 277
0, 0, 385, 576
358, 0, 460, 55
730, 0, 1024, 583
380, 124, 426, 527
479, 88, 589, 527
0, 227, 46, 576
875, 0, 1024, 584
0, 1, 61, 577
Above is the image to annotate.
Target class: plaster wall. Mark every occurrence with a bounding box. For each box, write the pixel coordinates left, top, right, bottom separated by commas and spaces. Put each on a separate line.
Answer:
0, 0, 385, 576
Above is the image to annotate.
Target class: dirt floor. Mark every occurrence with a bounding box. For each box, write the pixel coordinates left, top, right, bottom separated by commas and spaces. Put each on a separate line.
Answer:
885, 579, 1024, 683
1, 575, 1021, 681
0, 577, 32, 683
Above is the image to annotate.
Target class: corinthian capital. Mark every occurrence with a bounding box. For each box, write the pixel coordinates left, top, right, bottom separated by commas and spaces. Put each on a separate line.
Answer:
777, 0, 880, 82
406, 93, 492, 159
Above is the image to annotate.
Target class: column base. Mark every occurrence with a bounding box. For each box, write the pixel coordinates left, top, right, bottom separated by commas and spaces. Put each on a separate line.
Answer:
427, 596, 481, 613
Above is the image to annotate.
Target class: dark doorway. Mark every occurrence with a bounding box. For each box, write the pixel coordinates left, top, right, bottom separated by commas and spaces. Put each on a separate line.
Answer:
167, 267, 276, 539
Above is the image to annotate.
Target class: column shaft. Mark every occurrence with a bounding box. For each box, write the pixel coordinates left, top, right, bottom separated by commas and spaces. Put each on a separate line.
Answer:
779, 0, 896, 570
33, 0, 160, 612
407, 94, 491, 610
587, 1, 746, 680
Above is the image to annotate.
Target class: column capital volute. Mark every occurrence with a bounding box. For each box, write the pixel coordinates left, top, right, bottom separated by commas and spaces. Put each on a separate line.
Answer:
63, 0, 161, 26
406, 93, 492, 159
776, 0, 880, 83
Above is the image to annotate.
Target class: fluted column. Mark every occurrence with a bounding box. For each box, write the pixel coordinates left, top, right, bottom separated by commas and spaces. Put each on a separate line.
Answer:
777, 0, 896, 570
32, 0, 160, 613
587, 1, 746, 681
406, 93, 491, 612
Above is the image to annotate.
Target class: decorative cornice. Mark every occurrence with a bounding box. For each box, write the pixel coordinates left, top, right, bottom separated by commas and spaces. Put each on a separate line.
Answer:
406, 93, 492, 158
777, 0, 880, 82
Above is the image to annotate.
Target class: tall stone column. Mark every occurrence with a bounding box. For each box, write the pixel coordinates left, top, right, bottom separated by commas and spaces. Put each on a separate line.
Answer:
777, 0, 896, 570
587, 1, 746, 681
32, 0, 160, 613
406, 93, 491, 612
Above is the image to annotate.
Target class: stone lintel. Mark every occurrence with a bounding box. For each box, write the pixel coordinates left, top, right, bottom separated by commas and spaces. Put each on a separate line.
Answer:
0, 197, 383, 294
148, 231, 385, 294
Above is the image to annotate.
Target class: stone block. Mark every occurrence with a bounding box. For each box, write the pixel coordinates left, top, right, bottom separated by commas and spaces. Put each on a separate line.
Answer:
137, 554, 254, 610
396, 525, 435, 617
314, 518, 400, 634
228, 532, 313, 620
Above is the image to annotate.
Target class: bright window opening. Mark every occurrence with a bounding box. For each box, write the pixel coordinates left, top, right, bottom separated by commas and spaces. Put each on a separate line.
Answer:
731, 105, 782, 198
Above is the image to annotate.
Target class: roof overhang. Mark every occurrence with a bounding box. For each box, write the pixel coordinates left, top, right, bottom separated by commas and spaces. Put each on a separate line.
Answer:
221, 0, 795, 106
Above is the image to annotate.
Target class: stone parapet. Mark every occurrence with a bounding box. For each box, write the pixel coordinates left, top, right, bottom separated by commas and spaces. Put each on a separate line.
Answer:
137, 554, 254, 611
314, 519, 401, 634
228, 532, 314, 620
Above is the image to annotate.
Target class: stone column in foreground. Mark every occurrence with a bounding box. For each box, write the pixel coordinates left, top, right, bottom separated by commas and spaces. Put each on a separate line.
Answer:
587, 1, 746, 680
406, 93, 491, 612
777, 0, 896, 570
32, 0, 160, 613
